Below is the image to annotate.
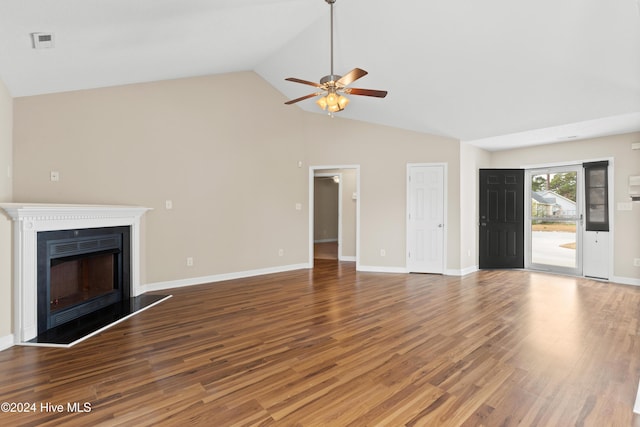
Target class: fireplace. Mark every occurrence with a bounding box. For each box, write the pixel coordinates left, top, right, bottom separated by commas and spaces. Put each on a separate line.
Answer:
0, 203, 152, 344
37, 226, 130, 334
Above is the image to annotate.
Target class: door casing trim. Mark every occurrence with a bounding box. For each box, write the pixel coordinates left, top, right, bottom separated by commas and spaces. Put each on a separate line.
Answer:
308, 165, 360, 269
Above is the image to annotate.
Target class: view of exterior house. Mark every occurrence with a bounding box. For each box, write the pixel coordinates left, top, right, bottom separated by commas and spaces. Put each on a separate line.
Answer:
531, 190, 576, 218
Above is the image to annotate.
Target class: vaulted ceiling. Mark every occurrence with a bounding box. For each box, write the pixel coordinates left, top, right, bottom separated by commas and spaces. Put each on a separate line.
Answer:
1, 0, 639, 150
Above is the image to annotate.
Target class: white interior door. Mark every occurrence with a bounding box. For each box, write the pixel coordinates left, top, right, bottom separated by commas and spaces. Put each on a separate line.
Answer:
407, 164, 445, 273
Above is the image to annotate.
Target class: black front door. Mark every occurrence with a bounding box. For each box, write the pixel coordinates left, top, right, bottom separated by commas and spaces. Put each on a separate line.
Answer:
479, 169, 524, 269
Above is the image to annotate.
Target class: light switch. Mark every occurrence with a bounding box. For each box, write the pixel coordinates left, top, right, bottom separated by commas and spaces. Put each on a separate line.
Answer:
295, 203, 302, 211
165, 200, 173, 210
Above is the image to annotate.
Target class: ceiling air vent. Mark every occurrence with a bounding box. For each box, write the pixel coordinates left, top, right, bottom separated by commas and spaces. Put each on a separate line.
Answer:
31, 32, 55, 49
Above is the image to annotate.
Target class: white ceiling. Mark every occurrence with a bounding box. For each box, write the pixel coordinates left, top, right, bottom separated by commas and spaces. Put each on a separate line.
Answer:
1, 0, 639, 151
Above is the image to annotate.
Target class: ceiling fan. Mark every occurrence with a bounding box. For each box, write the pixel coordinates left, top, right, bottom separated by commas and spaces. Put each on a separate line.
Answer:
284, 0, 388, 115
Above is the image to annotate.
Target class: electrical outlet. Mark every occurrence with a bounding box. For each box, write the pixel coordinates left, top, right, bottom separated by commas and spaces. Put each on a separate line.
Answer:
278, 249, 284, 257
165, 200, 173, 210
634, 258, 640, 267
186, 257, 194, 267
50, 171, 59, 182
380, 249, 386, 257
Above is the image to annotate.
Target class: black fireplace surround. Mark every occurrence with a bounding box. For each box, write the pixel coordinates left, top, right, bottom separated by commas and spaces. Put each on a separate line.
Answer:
37, 226, 131, 335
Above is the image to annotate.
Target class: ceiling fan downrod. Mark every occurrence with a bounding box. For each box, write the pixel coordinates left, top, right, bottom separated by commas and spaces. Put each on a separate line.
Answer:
327, 0, 337, 81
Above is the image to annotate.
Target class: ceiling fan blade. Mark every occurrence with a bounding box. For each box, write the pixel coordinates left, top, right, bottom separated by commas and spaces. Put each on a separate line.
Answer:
344, 87, 388, 98
284, 92, 320, 105
337, 68, 368, 87
285, 77, 323, 88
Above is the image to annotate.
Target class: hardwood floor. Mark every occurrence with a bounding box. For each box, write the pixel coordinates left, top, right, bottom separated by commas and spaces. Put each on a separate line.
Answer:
1, 261, 640, 426
314, 242, 338, 260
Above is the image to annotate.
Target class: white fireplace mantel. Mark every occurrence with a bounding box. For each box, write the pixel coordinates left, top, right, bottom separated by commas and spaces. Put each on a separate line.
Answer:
0, 203, 151, 343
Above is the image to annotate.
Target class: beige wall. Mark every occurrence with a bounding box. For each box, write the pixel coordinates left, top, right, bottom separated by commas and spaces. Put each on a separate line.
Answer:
313, 177, 339, 242
0, 79, 10, 200
0, 76, 13, 338
13, 72, 310, 284
304, 114, 461, 270
490, 132, 640, 280
460, 143, 491, 271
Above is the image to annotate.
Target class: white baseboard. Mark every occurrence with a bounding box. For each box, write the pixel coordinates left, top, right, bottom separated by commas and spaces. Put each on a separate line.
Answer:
358, 265, 481, 276
357, 265, 408, 274
0, 334, 14, 352
446, 265, 479, 276
339, 255, 356, 262
610, 276, 640, 287
141, 263, 311, 293
314, 239, 338, 243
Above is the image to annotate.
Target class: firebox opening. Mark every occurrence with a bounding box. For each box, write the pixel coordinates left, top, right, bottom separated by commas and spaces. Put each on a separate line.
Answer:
50, 250, 119, 313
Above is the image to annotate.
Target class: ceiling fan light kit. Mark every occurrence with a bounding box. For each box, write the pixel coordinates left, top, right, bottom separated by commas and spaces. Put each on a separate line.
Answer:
317, 90, 349, 113
284, 0, 387, 116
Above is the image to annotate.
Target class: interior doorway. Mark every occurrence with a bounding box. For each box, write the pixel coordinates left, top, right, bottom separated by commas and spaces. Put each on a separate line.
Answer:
313, 173, 340, 260
309, 166, 359, 268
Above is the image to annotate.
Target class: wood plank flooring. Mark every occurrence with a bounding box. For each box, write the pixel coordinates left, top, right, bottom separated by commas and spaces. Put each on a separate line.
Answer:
314, 242, 338, 260
2, 261, 640, 426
